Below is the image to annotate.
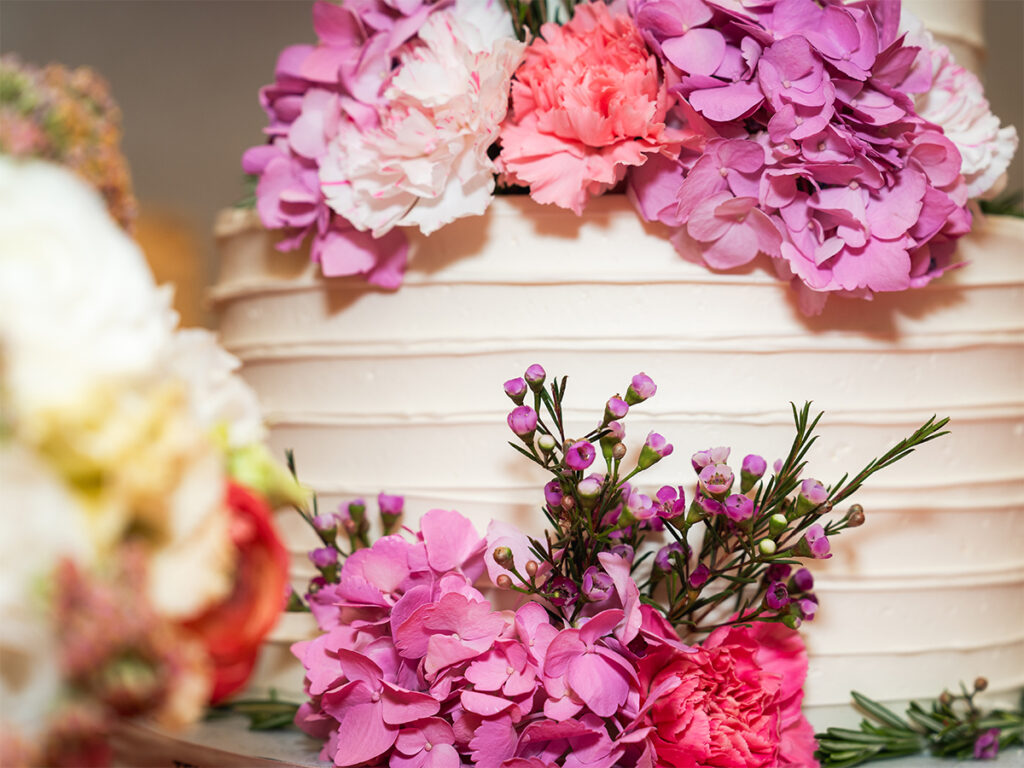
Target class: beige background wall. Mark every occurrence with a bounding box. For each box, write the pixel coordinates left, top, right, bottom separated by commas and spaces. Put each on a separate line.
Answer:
3, 0, 1022, 321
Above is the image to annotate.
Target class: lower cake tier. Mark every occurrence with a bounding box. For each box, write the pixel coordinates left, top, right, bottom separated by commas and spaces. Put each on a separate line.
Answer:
212, 197, 1024, 712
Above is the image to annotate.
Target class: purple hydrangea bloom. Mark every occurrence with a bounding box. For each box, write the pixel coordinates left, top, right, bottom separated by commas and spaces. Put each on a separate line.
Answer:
628, 0, 974, 314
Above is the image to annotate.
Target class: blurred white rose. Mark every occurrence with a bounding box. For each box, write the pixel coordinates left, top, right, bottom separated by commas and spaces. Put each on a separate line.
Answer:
0, 157, 176, 417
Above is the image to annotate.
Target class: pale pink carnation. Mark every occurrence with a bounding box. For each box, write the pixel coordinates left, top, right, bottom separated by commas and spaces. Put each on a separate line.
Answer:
639, 621, 818, 767
498, 2, 683, 214
903, 16, 1019, 199
319, 4, 524, 237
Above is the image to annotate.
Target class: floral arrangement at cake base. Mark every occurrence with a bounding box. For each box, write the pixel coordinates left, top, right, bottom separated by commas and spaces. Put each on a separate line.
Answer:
0, 73, 301, 763
274, 364, 961, 767
243, 0, 1017, 314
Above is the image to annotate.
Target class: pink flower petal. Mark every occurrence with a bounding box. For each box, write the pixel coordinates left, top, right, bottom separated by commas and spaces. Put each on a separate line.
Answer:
663, 28, 726, 77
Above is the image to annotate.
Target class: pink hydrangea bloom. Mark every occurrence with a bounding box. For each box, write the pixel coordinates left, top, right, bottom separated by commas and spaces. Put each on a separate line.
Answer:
639, 621, 818, 767
498, 2, 685, 214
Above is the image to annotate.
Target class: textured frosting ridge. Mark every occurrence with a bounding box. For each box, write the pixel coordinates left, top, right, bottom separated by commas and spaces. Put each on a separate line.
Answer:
214, 197, 1024, 714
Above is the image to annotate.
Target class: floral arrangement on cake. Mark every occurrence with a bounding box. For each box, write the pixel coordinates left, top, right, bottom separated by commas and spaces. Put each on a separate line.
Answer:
244, 0, 1017, 313
273, 363, 970, 767
0, 149, 300, 765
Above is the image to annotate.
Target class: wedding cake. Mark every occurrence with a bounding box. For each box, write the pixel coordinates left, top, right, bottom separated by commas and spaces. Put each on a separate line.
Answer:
212, 0, 1023, 732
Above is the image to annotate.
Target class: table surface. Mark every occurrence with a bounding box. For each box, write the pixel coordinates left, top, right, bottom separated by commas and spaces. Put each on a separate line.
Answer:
112, 716, 1024, 768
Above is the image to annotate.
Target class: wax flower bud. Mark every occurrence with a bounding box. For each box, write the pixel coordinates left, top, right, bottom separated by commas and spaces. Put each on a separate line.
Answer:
768, 513, 788, 536
798, 524, 832, 559
346, 499, 367, 527
638, 431, 674, 470
378, 492, 404, 534
492, 546, 514, 568
766, 564, 792, 582
312, 514, 338, 540
543, 479, 564, 509
609, 543, 635, 563
603, 396, 629, 424
797, 597, 818, 621
758, 538, 777, 556
581, 566, 614, 602
507, 405, 538, 441
845, 503, 866, 527
577, 476, 603, 508
741, 453, 767, 492
625, 372, 656, 405
791, 568, 814, 593
795, 478, 829, 517
689, 563, 711, 588
309, 546, 338, 570
503, 377, 528, 405
600, 420, 625, 459
538, 433, 557, 454
524, 364, 546, 391
565, 439, 596, 471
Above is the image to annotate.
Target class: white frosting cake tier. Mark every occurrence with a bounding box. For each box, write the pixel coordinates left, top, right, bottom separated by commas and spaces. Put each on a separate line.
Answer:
212, 196, 1024, 715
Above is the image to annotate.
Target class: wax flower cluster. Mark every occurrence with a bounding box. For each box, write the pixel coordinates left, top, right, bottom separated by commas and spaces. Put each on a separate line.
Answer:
293, 366, 947, 767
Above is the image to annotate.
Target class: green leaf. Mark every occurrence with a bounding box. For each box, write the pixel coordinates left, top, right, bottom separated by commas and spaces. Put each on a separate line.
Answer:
852, 691, 912, 731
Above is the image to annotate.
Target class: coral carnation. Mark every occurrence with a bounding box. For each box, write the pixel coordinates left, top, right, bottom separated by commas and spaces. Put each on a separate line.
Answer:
498, 2, 683, 214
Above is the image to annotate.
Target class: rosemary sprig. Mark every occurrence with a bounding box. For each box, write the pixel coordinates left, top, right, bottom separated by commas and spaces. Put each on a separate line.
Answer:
816, 684, 1024, 766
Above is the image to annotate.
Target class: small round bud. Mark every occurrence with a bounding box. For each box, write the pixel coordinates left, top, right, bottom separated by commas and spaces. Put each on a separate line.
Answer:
503, 377, 528, 405
560, 495, 575, 512
781, 614, 802, 630
845, 504, 865, 527
525, 560, 539, 578
538, 434, 557, 453
492, 546, 514, 568
758, 538, 777, 556
939, 691, 953, 706
495, 574, 513, 590
612, 442, 627, 460
768, 513, 788, 537
974, 676, 988, 692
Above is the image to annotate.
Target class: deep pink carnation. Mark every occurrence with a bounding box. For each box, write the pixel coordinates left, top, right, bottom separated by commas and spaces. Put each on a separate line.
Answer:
498, 2, 684, 214
639, 622, 818, 767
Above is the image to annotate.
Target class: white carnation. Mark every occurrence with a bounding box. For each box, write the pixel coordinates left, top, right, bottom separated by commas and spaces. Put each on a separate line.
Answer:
902, 14, 1019, 198
319, 6, 524, 237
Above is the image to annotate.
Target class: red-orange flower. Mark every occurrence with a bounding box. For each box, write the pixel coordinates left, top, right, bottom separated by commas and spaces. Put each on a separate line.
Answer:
183, 482, 289, 703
